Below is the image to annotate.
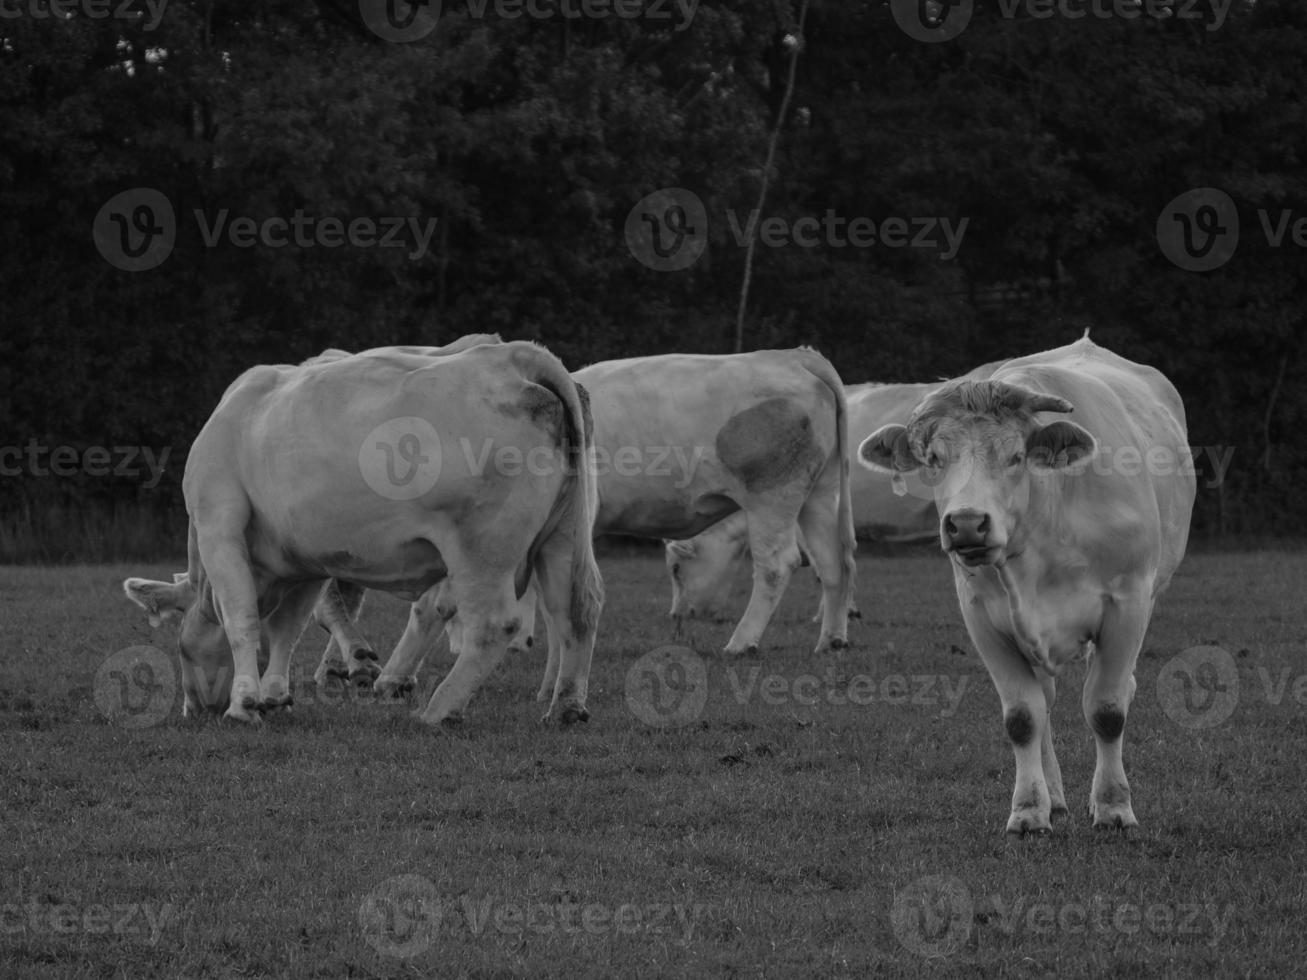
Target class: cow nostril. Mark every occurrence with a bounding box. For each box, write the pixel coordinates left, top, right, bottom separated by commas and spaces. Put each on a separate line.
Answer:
945, 512, 989, 541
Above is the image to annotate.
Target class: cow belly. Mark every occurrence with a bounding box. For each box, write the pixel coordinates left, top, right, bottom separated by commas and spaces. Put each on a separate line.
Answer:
597, 488, 738, 539
250, 526, 447, 598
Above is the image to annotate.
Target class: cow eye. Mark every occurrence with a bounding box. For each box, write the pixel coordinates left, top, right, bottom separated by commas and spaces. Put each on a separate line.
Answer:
1008, 451, 1025, 467
926, 451, 942, 468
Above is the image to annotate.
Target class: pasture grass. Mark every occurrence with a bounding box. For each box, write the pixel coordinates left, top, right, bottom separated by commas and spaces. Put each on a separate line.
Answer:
1, 550, 1305, 978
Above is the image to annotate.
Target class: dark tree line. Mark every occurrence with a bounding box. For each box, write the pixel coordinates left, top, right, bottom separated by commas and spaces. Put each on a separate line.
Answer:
1, 0, 1303, 558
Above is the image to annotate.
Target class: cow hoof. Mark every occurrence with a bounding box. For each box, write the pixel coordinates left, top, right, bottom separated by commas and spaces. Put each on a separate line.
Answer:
1006, 824, 1052, 840
373, 677, 414, 700
418, 710, 463, 730
260, 695, 294, 712
829, 637, 849, 652
543, 705, 589, 726
1050, 805, 1070, 824
1090, 800, 1138, 832
1005, 812, 1053, 837
1092, 814, 1140, 834
1009, 828, 1051, 840
223, 702, 262, 724
848, 609, 863, 621
317, 670, 347, 695
349, 663, 379, 690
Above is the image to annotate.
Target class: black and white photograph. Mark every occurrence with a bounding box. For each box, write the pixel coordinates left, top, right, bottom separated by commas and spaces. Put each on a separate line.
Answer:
2, 0, 1303, 976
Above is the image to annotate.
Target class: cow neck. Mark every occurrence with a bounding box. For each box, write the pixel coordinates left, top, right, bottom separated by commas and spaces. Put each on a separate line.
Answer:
988, 480, 1061, 676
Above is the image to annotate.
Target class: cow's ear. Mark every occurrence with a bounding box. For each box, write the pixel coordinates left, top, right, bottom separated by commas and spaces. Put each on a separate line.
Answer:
1027, 420, 1097, 473
123, 576, 191, 628
859, 424, 919, 473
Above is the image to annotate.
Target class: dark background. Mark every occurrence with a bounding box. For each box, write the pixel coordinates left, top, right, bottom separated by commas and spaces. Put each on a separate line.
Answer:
2, 0, 1302, 560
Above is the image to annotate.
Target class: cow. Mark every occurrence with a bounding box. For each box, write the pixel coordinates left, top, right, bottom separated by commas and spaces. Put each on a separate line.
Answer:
123, 340, 602, 727
371, 347, 857, 701
666, 364, 1007, 622
126, 335, 506, 697
857, 336, 1195, 834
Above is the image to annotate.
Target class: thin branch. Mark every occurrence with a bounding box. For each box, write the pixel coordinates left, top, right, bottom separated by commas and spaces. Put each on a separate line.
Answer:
734, 0, 810, 353
1260, 346, 1291, 473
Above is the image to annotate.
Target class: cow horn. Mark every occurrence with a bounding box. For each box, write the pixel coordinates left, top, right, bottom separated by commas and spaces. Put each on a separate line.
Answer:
1026, 393, 1074, 414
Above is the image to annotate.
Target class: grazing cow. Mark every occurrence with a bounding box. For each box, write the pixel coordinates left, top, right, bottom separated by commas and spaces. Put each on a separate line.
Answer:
373, 348, 857, 700
123, 340, 602, 727
858, 336, 1195, 834
125, 335, 506, 696
666, 365, 1007, 622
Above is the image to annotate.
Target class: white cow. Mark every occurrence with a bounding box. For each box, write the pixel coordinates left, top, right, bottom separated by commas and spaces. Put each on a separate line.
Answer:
373, 348, 857, 700
125, 336, 509, 697
858, 336, 1195, 834
123, 340, 602, 727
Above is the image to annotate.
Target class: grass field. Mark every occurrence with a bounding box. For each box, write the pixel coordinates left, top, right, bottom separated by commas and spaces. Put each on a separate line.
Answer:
2, 548, 1306, 978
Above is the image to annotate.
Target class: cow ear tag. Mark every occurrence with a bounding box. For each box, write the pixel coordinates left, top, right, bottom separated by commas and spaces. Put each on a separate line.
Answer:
891, 472, 908, 497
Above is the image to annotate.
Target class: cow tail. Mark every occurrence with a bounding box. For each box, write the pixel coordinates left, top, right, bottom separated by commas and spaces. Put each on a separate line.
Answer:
803, 350, 857, 620
515, 343, 604, 641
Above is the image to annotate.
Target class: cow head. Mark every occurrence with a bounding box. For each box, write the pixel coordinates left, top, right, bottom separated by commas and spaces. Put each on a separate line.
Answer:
122, 573, 241, 715
664, 536, 738, 623
857, 379, 1097, 567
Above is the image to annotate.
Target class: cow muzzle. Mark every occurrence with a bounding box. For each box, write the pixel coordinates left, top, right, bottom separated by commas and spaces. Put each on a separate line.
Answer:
943, 509, 998, 565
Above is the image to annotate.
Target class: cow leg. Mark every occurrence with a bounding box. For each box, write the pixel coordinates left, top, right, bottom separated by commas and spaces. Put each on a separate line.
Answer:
375, 584, 448, 699
1084, 594, 1150, 830
511, 583, 538, 659
313, 581, 368, 691
535, 598, 559, 703
796, 486, 854, 654
964, 605, 1054, 835
996, 660, 1053, 836
1039, 673, 1068, 820
260, 580, 325, 710
723, 509, 803, 657
418, 574, 518, 727
532, 534, 600, 725
433, 585, 534, 690
193, 526, 264, 723
810, 574, 862, 624
313, 580, 378, 690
